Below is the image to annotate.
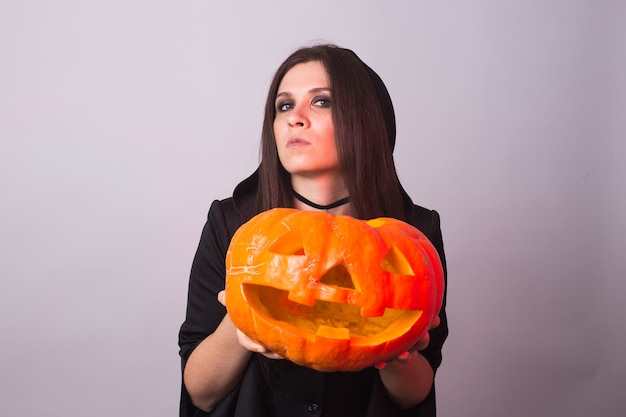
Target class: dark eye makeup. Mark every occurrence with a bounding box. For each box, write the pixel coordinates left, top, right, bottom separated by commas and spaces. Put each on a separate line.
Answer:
276, 100, 294, 112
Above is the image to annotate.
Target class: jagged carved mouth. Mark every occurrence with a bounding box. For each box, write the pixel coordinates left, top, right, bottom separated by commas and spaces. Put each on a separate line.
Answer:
242, 283, 422, 342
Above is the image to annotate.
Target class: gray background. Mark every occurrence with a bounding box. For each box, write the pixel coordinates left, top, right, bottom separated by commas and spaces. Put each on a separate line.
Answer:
1, 1, 624, 416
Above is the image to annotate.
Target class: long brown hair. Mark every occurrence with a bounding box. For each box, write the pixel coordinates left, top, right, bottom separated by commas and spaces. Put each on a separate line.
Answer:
240, 44, 407, 221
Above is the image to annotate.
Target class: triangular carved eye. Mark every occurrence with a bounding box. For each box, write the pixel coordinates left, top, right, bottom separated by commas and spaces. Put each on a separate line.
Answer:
380, 245, 414, 275
269, 231, 305, 255
320, 264, 356, 289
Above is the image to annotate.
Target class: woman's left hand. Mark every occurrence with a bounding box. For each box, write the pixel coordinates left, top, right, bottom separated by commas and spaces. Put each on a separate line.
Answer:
233, 329, 284, 360
217, 290, 284, 360
374, 316, 441, 369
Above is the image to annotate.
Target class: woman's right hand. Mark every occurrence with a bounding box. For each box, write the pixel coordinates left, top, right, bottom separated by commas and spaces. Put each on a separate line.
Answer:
217, 290, 284, 360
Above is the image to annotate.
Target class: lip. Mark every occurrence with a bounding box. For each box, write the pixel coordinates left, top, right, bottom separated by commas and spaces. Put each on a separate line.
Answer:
286, 136, 311, 148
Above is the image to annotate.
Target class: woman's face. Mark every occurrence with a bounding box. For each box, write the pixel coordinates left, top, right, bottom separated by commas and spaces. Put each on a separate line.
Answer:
273, 61, 339, 182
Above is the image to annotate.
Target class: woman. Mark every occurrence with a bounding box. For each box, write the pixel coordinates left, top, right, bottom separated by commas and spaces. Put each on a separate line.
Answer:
179, 44, 448, 417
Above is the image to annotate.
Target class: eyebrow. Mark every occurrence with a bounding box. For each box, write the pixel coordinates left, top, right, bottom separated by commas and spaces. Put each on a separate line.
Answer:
276, 87, 331, 99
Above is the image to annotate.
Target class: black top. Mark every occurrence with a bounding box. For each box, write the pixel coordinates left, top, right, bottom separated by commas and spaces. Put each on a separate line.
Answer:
178, 192, 448, 417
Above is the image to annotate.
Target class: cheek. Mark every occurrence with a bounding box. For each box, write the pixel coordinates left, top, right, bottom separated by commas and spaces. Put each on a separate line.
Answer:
322, 119, 337, 152
327, 138, 339, 166
322, 116, 335, 138
272, 119, 287, 164
273, 118, 281, 141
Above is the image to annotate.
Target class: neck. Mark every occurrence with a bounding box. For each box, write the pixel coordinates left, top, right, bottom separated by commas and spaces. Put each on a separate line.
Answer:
290, 175, 351, 214
292, 189, 350, 211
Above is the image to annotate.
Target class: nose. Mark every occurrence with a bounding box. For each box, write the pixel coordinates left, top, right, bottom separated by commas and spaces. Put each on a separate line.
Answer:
288, 107, 309, 128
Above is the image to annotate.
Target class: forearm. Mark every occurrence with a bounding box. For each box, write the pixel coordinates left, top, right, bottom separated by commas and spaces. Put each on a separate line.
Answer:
183, 315, 252, 412
378, 351, 434, 409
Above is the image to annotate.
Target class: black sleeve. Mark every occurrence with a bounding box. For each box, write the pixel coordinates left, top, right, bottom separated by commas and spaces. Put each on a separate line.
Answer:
178, 200, 240, 417
417, 209, 449, 375
401, 207, 448, 417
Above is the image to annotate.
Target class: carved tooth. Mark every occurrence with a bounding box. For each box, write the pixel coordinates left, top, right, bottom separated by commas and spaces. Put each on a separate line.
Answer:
316, 325, 350, 340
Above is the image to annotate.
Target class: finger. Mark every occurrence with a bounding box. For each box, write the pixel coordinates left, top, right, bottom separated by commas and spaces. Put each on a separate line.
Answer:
237, 331, 264, 351
217, 290, 226, 306
244, 339, 283, 360
394, 351, 411, 364
248, 342, 269, 353
261, 352, 284, 360
429, 316, 441, 330
413, 331, 431, 352
375, 350, 411, 369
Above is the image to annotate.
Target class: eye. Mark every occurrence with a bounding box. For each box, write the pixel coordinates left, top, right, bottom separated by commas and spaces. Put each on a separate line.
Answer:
320, 264, 356, 289
276, 100, 294, 112
312, 96, 331, 108
380, 245, 415, 276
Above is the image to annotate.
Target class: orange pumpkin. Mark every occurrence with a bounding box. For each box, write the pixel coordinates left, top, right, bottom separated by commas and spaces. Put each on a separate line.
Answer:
225, 208, 444, 372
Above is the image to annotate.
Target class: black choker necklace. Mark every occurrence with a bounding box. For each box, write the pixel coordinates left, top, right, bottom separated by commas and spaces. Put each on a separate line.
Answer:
292, 190, 350, 211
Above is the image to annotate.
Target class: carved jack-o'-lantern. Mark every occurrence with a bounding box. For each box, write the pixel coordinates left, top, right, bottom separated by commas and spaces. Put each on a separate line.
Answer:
225, 208, 444, 372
